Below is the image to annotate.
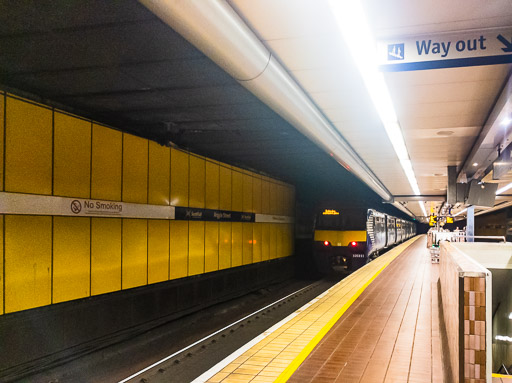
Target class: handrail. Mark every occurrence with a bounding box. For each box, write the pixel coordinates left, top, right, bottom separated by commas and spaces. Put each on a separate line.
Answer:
465, 235, 506, 243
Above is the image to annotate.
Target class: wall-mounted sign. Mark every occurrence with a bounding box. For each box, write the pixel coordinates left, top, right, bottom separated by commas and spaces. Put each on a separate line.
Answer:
378, 27, 512, 71
322, 209, 340, 215
0, 192, 174, 219
174, 207, 255, 222
255, 214, 294, 223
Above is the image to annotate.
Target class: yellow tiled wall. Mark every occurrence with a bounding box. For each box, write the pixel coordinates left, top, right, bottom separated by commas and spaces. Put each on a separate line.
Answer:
53, 217, 90, 303
0, 92, 295, 315
122, 219, 148, 289
4, 215, 52, 313
5, 97, 52, 195
122, 134, 148, 204
91, 218, 122, 296
0, 216, 3, 315
148, 220, 170, 283
54, 112, 91, 198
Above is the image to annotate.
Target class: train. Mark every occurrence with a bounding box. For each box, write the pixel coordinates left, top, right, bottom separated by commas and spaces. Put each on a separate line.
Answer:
313, 207, 416, 273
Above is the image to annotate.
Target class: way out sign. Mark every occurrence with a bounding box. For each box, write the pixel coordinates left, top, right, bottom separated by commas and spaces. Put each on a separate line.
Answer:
378, 27, 512, 71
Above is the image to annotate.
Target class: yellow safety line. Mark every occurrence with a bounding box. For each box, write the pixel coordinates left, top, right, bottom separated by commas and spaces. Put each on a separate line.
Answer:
493, 373, 512, 379
275, 236, 421, 383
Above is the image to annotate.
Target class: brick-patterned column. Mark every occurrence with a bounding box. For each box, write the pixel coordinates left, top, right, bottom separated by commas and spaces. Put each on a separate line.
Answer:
463, 276, 486, 383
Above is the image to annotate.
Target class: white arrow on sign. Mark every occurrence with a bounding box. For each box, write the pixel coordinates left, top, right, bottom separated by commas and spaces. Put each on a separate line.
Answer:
378, 27, 512, 71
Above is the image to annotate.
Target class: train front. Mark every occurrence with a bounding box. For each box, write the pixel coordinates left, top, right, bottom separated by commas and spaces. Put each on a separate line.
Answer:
313, 208, 368, 273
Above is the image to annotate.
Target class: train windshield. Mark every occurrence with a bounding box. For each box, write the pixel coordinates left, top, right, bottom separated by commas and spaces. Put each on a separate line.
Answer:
315, 209, 367, 230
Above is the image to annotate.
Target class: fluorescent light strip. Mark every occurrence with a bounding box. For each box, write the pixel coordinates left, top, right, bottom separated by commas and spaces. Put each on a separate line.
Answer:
419, 201, 427, 217
495, 335, 512, 342
496, 182, 512, 195
328, 0, 420, 195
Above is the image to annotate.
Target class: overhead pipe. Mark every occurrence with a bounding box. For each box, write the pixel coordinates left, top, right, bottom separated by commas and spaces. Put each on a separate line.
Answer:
140, 0, 395, 203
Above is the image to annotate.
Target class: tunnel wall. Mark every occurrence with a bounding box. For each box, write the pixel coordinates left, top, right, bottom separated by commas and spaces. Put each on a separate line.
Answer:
0, 91, 295, 316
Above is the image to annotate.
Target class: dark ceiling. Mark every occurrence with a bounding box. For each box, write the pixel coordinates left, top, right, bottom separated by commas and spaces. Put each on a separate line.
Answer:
0, 0, 408, 218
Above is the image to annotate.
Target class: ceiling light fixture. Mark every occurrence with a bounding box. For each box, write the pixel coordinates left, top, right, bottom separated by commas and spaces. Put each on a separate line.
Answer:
327, 0, 420, 196
501, 117, 511, 127
496, 182, 512, 195
437, 130, 454, 136
472, 162, 478, 167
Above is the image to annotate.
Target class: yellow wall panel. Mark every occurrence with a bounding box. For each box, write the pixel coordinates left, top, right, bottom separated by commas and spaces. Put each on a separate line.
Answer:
170, 148, 189, 207
170, 221, 188, 279
0, 94, 4, 191
219, 222, 232, 270
219, 165, 232, 211
5, 97, 52, 195
205, 161, 220, 210
252, 176, 262, 214
269, 182, 277, 215
5, 215, 52, 313
188, 221, 204, 276
53, 217, 90, 303
261, 178, 270, 214
232, 169, 243, 212
54, 113, 91, 198
122, 219, 148, 289
123, 134, 148, 204
276, 224, 283, 258
243, 174, 253, 213
205, 222, 219, 273
148, 220, 170, 284
0, 216, 2, 314
269, 223, 277, 259
253, 223, 262, 263
91, 218, 121, 295
91, 124, 122, 201
148, 141, 170, 205
242, 222, 253, 265
261, 223, 270, 261
232, 222, 243, 267
189, 155, 205, 208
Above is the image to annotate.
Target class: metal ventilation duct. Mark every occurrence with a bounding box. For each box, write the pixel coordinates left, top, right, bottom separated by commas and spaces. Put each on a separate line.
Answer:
140, 0, 401, 208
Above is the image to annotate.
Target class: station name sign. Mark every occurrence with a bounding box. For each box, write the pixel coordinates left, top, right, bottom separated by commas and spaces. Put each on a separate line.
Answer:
175, 207, 254, 222
378, 27, 512, 71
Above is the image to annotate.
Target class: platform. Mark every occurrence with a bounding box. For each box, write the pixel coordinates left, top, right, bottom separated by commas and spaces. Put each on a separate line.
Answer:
195, 236, 511, 382
195, 236, 440, 382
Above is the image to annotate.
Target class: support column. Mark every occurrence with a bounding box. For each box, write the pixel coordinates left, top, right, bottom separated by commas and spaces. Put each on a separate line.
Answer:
466, 206, 474, 242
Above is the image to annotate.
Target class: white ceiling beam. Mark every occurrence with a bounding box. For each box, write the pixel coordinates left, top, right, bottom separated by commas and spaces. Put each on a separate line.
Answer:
140, 0, 398, 205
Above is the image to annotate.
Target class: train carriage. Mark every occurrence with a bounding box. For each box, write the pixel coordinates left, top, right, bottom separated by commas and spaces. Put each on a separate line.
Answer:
313, 207, 416, 273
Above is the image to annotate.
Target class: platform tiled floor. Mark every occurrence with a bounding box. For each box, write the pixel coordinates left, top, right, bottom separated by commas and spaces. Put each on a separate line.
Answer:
199, 237, 421, 383
288, 235, 442, 383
